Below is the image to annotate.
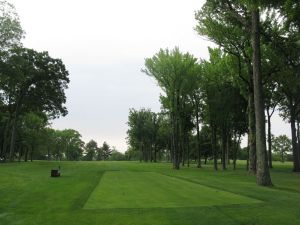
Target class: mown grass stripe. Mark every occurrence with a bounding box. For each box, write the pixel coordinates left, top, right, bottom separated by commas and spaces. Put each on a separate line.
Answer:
84, 171, 261, 209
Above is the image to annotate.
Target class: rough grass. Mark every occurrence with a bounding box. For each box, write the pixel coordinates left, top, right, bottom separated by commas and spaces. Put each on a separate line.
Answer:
0, 161, 300, 225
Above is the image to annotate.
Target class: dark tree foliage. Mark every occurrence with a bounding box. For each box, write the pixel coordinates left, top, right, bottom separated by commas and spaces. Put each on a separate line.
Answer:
0, 47, 69, 161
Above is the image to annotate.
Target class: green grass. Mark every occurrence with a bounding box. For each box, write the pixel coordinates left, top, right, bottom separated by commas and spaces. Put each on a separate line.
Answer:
0, 161, 300, 225
84, 171, 260, 209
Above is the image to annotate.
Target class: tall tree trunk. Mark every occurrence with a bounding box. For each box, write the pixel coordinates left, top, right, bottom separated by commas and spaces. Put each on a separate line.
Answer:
18, 146, 23, 162
233, 135, 237, 170
226, 133, 230, 165
154, 144, 157, 162
233, 134, 241, 170
9, 114, 18, 162
251, 7, 272, 186
290, 107, 300, 171
221, 127, 227, 170
246, 143, 249, 171
196, 116, 202, 168
1, 118, 10, 161
150, 144, 153, 162
248, 92, 256, 174
187, 134, 190, 167
24, 146, 29, 162
181, 140, 185, 166
267, 109, 273, 168
139, 142, 143, 162
211, 123, 218, 170
297, 120, 300, 167
195, 100, 202, 168
169, 137, 173, 163
30, 145, 34, 162
172, 96, 180, 170
47, 147, 50, 161
9, 94, 23, 162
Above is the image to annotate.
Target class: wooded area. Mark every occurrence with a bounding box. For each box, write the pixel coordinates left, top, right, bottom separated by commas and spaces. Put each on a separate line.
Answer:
126, 0, 300, 186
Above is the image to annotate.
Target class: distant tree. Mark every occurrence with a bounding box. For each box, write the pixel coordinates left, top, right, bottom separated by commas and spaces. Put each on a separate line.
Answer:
127, 108, 156, 162
124, 147, 139, 161
20, 112, 47, 162
0, 0, 24, 50
96, 145, 103, 161
42, 127, 56, 160
109, 147, 125, 161
101, 141, 112, 160
272, 135, 292, 162
59, 129, 84, 161
84, 140, 97, 161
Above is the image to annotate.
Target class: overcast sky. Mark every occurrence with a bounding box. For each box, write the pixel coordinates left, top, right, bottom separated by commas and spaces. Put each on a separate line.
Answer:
10, 0, 291, 152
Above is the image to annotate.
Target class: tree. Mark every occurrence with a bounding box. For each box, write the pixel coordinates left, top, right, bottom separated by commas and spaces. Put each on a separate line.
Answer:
127, 108, 150, 161
42, 127, 56, 160
249, 0, 272, 186
20, 112, 47, 161
109, 147, 125, 161
0, 0, 24, 50
0, 0, 24, 161
190, 86, 203, 168
127, 108, 161, 162
58, 129, 84, 161
195, 0, 272, 185
263, 8, 300, 171
143, 47, 199, 169
0, 47, 69, 161
195, 0, 257, 174
96, 145, 103, 161
272, 135, 292, 162
101, 141, 112, 160
84, 140, 97, 161
200, 48, 247, 170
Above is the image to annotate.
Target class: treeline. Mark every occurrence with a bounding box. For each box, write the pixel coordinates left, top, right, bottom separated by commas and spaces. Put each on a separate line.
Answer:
127, 0, 300, 186
0, 119, 124, 162
84, 139, 125, 161
126, 109, 293, 164
1, 119, 125, 162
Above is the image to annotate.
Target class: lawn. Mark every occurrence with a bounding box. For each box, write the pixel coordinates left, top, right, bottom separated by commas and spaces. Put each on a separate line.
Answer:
84, 171, 260, 209
0, 161, 300, 225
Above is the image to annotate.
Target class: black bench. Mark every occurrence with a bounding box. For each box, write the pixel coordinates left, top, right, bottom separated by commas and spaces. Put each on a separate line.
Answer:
51, 169, 60, 177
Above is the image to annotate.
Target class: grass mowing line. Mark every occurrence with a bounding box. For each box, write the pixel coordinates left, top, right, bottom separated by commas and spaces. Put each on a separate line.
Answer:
271, 185, 300, 195
160, 172, 269, 202
84, 171, 261, 209
72, 169, 124, 210
82, 202, 264, 212
71, 171, 105, 210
